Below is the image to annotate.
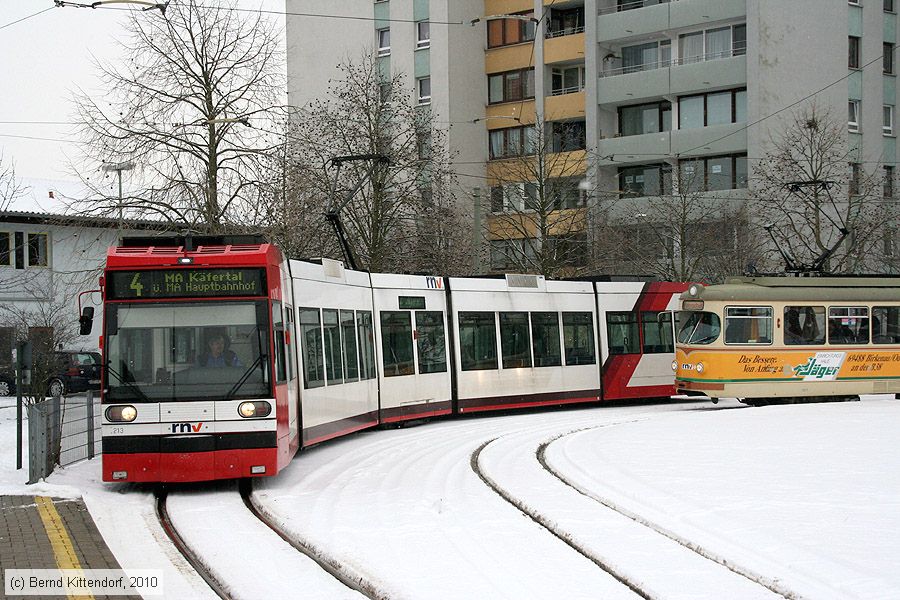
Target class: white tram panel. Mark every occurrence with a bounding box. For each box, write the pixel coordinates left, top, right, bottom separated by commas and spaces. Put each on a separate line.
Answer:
449, 275, 601, 411
289, 259, 379, 445
370, 273, 452, 421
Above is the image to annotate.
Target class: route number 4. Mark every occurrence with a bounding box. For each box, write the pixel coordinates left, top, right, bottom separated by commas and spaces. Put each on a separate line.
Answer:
130, 273, 144, 297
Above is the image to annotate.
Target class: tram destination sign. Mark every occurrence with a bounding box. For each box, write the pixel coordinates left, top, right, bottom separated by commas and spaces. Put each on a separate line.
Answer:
107, 268, 267, 299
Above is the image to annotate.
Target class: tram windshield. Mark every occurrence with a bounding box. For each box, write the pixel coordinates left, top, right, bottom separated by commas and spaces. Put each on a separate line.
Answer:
105, 300, 271, 402
676, 311, 721, 345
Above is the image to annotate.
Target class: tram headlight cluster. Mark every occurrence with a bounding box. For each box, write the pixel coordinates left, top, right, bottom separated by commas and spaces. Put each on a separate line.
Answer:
696, 362, 705, 374
238, 401, 272, 418
672, 360, 678, 372
106, 405, 137, 422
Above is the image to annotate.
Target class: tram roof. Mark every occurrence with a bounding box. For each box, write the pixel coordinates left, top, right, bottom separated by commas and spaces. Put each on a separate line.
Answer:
688, 276, 900, 303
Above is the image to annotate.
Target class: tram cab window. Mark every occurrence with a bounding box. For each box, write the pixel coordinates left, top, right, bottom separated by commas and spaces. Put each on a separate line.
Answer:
563, 312, 595, 365
783, 306, 825, 345
381, 311, 415, 377
299, 308, 325, 388
641, 311, 674, 354
459, 312, 498, 371
872, 306, 900, 344
724, 307, 772, 345
500, 312, 532, 369
531, 312, 562, 367
676, 311, 720, 345
272, 302, 287, 383
607, 312, 640, 355
828, 307, 869, 344
415, 311, 447, 373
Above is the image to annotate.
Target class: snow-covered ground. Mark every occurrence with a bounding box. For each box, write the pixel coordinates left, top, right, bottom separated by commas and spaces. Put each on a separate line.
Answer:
2, 395, 899, 599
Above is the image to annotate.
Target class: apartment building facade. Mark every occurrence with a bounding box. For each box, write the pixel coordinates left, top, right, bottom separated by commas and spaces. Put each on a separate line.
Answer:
285, 0, 898, 275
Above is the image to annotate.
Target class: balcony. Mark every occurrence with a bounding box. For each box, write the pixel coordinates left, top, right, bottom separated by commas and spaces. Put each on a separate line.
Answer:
671, 122, 746, 156
544, 32, 586, 64
597, 131, 671, 166
545, 90, 585, 121
597, 0, 746, 44
598, 49, 746, 105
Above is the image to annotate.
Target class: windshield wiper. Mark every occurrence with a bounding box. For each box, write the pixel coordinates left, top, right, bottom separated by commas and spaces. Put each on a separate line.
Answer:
224, 354, 266, 401
105, 363, 151, 403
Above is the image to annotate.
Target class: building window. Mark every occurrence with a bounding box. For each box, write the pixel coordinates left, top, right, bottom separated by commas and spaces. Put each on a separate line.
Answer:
417, 77, 431, 104
887, 0, 896, 12
849, 36, 860, 69
490, 239, 536, 270
487, 11, 535, 48
548, 178, 587, 209
618, 101, 672, 136
488, 68, 535, 104
550, 65, 585, 95
678, 154, 748, 193
547, 7, 585, 38
489, 125, 537, 159
885, 105, 894, 135
416, 21, 430, 49
850, 162, 861, 196
551, 120, 586, 152
678, 88, 747, 129
0, 232, 9, 266
27, 233, 48, 267
849, 100, 860, 132
489, 182, 539, 212
621, 40, 670, 73
618, 163, 672, 197
884, 165, 894, 198
886, 43, 896, 74
377, 28, 390, 56
678, 24, 745, 64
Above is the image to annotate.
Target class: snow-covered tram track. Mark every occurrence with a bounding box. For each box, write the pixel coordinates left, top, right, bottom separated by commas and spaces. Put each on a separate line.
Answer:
156, 483, 370, 600
473, 421, 796, 600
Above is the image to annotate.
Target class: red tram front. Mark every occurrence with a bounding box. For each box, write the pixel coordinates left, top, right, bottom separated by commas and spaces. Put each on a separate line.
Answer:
100, 238, 298, 482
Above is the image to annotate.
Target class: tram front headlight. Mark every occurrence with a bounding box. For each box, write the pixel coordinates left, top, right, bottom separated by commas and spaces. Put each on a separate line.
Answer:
106, 405, 137, 422
238, 401, 272, 418
696, 362, 705, 374
672, 360, 678, 372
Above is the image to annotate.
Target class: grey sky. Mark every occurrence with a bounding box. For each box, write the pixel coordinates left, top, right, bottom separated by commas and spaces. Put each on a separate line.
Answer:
0, 1, 285, 195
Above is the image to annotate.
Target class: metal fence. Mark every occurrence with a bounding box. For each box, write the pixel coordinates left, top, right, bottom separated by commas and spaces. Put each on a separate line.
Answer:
27, 391, 101, 483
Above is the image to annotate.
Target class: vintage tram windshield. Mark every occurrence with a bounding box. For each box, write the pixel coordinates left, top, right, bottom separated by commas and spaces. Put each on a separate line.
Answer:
676, 311, 721, 345
105, 300, 271, 402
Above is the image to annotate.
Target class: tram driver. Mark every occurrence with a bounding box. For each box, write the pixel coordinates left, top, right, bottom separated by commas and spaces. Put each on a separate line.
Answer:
198, 329, 242, 368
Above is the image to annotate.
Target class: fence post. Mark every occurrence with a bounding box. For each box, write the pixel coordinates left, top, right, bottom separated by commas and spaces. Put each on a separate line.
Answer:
86, 390, 95, 460
27, 403, 47, 484
50, 393, 61, 469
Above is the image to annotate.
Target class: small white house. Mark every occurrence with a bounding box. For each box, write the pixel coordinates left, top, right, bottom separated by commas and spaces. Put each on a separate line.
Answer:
0, 210, 169, 364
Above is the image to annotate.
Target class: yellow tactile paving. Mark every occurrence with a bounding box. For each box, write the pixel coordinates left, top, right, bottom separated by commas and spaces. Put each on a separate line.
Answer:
34, 496, 95, 600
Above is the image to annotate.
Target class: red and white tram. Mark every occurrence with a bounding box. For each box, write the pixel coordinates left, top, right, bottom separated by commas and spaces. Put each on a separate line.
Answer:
97, 237, 688, 483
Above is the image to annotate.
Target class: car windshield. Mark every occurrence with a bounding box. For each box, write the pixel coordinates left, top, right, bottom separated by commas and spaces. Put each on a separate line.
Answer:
105, 300, 271, 402
676, 311, 721, 345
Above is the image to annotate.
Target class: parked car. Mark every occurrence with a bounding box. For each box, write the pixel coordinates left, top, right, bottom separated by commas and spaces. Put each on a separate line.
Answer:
48, 350, 102, 397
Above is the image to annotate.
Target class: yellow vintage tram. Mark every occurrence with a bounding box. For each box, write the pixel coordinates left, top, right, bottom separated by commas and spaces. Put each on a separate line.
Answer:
674, 277, 900, 405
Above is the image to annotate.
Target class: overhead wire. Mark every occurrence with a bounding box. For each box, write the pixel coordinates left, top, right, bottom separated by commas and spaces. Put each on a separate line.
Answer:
0, 6, 57, 31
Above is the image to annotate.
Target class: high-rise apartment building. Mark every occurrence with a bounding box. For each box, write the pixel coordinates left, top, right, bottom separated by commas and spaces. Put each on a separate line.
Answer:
286, 0, 899, 274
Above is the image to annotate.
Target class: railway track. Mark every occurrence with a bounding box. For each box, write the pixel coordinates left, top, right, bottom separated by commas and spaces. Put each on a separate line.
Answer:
155, 483, 383, 600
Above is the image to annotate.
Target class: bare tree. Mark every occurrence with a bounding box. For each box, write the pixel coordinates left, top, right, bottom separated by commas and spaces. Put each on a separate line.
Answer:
290, 53, 464, 273
72, 0, 283, 232
485, 120, 593, 278
0, 153, 26, 211
752, 105, 892, 274
606, 163, 758, 282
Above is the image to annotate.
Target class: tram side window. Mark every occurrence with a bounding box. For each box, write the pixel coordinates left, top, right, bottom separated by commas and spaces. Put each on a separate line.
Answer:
299, 308, 325, 388
872, 307, 900, 344
323, 309, 344, 384
640, 311, 674, 354
500, 312, 532, 368
531, 312, 562, 367
724, 307, 772, 344
607, 312, 640, 355
273, 302, 287, 383
783, 306, 825, 345
381, 311, 415, 376
415, 311, 447, 373
284, 306, 295, 381
563, 312, 595, 365
828, 307, 869, 344
341, 310, 359, 382
459, 312, 498, 371
357, 311, 377, 380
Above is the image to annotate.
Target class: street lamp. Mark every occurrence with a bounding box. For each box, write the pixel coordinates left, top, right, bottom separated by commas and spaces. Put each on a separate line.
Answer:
102, 161, 134, 238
